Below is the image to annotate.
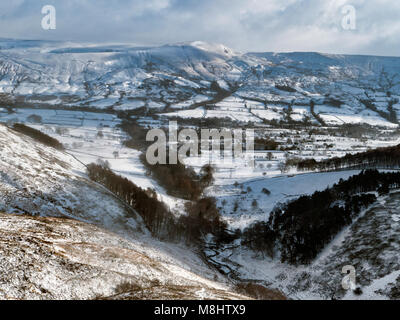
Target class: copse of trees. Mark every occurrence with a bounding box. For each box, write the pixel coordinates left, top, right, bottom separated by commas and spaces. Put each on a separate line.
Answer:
269, 192, 376, 265
141, 153, 214, 200
121, 120, 212, 200
254, 138, 280, 151
242, 170, 400, 265
199, 164, 215, 187
120, 120, 149, 150
330, 123, 378, 139
11, 123, 64, 150
182, 197, 231, 244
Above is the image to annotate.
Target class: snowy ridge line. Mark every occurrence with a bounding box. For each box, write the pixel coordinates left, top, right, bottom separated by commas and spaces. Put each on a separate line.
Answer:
1, 39, 400, 128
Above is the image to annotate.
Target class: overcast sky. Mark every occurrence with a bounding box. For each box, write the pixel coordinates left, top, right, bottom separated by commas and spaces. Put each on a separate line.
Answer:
0, 0, 399, 56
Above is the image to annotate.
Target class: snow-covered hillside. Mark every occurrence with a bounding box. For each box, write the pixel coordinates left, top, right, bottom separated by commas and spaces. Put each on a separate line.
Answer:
1, 39, 400, 127
0, 213, 248, 300
0, 123, 254, 299
0, 123, 141, 234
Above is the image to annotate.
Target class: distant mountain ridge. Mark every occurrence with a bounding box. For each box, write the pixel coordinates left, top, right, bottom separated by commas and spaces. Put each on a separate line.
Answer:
1, 39, 400, 127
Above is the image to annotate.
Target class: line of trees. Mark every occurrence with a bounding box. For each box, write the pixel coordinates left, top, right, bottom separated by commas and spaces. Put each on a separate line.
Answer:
310, 100, 326, 126
242, 170, 400, 265
86, 161, 229, 244
11, 123, 64, 150
360, 98, 398, 124
294, 144, 400, 172
87, 161, 172, 237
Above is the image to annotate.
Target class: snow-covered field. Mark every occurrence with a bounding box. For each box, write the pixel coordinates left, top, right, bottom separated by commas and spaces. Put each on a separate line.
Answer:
209, 170, 362, 229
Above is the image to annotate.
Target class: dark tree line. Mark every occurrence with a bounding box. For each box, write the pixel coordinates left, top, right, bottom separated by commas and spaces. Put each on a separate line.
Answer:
275, 84, 296, 93
86, 162, 228, 244
11, 123, 64, 150
310, 100, 326, 126
360, 99, 398, 124
323, 97, 343, 108
295, 144, 400, 172
330, 123, 378, 139
242, 170, 400, 265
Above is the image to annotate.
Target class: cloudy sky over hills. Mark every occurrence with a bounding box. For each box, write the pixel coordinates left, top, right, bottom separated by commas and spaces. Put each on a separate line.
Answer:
1, 0, 399, 56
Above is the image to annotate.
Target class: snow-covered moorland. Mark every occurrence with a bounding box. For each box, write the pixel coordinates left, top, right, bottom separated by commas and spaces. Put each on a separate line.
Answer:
1, 39, 400, 300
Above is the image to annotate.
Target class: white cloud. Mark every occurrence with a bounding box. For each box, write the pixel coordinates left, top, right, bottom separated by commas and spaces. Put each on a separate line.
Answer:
0, 0, 399, 56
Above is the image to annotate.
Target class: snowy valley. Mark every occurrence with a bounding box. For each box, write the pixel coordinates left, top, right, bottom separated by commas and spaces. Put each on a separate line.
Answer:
1, 39, 400, 300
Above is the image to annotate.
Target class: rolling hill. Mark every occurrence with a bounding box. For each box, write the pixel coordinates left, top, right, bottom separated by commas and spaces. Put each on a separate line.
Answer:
0, 39, 400, 127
